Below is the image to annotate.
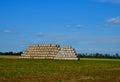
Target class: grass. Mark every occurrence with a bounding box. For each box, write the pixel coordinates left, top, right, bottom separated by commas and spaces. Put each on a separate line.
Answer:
0, 58, 120, 82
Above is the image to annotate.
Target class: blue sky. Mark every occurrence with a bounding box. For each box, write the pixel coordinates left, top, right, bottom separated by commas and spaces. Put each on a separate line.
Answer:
0, 0, 120, 54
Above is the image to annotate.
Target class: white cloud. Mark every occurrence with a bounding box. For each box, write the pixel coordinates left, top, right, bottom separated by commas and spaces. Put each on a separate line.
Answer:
3, 30, 13, 33
107, 17, 120, 25
97, 0, 120, 3
35, 32, 44, 37
66, 24, 84, 29
76, 24, 84, 28
66, 25, 72, 28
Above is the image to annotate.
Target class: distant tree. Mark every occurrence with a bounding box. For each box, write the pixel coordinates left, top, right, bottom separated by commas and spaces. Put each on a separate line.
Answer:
115, 53, 119, 58
9, 52, 13, 55
95, 53, 99, 58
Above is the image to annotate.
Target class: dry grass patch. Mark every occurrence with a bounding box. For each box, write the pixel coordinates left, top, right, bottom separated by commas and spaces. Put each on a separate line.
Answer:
0, 55, 20, 59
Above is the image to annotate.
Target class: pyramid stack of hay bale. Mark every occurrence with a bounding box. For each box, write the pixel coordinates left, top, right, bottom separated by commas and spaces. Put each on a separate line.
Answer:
54, 46, 78, 60
21, 44, 78, 60
21, 44, 60, 59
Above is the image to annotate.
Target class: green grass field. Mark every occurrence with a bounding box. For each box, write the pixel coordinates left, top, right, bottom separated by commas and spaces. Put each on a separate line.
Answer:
0, 57, 120, 82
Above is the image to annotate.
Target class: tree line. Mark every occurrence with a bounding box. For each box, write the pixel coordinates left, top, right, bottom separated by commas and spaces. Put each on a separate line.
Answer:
0, 51, 120, 59
77, 53, 120, 59
0, 52, 22, 56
